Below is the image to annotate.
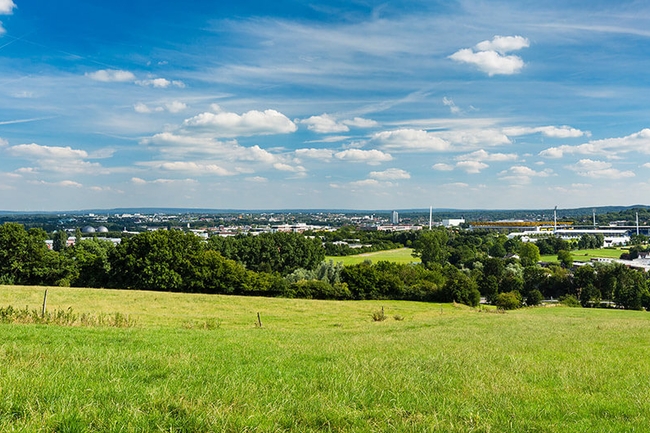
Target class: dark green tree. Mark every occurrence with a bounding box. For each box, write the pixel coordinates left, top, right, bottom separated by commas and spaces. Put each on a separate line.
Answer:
412, 229, 449, 268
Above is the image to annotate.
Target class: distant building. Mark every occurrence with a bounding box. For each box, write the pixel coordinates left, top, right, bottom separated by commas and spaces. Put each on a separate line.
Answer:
442, 218, 465, 227
391, 211, 399, 225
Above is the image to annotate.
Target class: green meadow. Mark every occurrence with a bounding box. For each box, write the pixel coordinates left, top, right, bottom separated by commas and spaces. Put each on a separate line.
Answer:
2, 285, 650, 432
326, 248, 420, 266
541, 248, 627, 263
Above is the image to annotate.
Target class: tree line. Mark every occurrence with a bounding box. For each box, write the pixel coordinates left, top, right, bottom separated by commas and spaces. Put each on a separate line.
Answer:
1, 222, 649, 310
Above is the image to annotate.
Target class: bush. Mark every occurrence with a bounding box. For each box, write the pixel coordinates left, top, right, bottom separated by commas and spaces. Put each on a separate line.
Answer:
526, 289, 544, 306
495, 291, 522, 310
559, 294, 581, 308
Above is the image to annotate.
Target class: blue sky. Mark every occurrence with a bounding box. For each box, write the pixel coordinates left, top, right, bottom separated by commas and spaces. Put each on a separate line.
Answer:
1, 0, 650, 211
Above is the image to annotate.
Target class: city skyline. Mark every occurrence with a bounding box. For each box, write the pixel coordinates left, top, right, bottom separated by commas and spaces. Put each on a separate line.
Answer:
1, 1, 650, 211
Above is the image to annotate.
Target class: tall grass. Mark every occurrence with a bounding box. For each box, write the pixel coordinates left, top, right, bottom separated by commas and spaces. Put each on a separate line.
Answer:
1, 285, 650, 431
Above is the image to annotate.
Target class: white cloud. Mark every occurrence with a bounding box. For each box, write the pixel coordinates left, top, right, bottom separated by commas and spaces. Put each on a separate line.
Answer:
498, 165, 553, 184
8, 143, 88, 159
449, 35, 529, 76
165, 101, 187, 113
540, 128, 650, 159
135, 101, 188, 114
0, 0, 16, 14
300, 114, 349, 133
245, 176, 268, 183
432, 163, 454, 171
299, 114, 378, 133
456, 160, 489, 173
134, 103, 153, 114
295, 148, 334, 161
349, 179, 382, 187
457, 149, 518, 162
333, 149, 393, 165
273, 162, 306, 173
157, 161, 236, 176
372, 129, 449, 152
342, 117, 379, 128
443, 182, 469, 188
504, 125, 588, 138
86, 69, 136, 83
131, 177, 197, 185
368, 168, 410, 180
442, 97, 460, 114
134, 78, 185, 88
643, 163, 650, 169
475, 35, 530, 54
566, 159, 635, 179
183, 109, 297, 137
0, 137, 7, 147
59, 180, 83, 188
436, 129, 510, 148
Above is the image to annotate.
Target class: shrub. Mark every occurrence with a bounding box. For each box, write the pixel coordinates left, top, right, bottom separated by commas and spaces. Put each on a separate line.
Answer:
559, 294, 581, 308
495, 291, 522, 310
526, 289, 543, 306
371, 307, 387, 322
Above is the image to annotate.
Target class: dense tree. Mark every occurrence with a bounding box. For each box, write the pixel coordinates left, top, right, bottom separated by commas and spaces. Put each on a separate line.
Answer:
0, 223, 60, 285
557, 250, 573, 268
518, 243, 541, 267
412, 229, 449, 268
208, 232, 324, 275
68, 238, 115, 288
109, 230, 204, 291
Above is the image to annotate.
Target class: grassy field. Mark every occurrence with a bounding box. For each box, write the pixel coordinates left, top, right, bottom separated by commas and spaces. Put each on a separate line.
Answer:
541, 247, 627, 263
2, 286, 650, 432
326, 247, 420, 266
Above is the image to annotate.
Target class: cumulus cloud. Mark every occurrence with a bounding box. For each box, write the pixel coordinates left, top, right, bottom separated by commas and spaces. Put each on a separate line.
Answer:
343, 117, 379, 128
475, 35, 530, 53
245, 176, 268, 183
157, 161, 236, 176
349, 179, 382, 188
498, 165, 553, 184
372, 129, 449, 152
457, 149, 518, 162
333, 149, 393, 165
0, 0, 16, 14
0, 137, 7, 147
295, 148, 334, 161
131, 177, 196, 185
300, 114, 349, 133
436, 129, 510, 148
273, 162, 306, 173
566, 159, 635, 179
134, 101, 187, 114
136, 78, 185, 88
7, 142, 103, 174
165, 101, 187, 113
86, 69, 136, 83
8, 143, 88, 159
432, 163, 454, 171
449, 35, 529, 76
503, 125, 588, 138
456, 160, 489, 173
299, 114, 378, 133
183, 108, 297, 137
539, 128, 650, 159
368, 168, 410, 180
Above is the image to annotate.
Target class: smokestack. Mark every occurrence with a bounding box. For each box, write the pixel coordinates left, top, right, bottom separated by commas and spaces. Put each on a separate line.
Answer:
429, 206, 432, 230
554, 206, 557, 233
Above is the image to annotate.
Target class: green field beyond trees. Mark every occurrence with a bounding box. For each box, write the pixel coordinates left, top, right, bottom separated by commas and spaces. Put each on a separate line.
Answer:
2, 286, 650, 432
326, 247, 419, 265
